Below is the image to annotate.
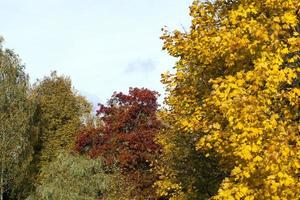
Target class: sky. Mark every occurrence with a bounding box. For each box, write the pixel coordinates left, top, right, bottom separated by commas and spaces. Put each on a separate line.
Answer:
0, 0, 193, 107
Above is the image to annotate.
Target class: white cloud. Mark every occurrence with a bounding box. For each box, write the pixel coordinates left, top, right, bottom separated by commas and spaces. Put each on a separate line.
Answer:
125, 58, 156, 73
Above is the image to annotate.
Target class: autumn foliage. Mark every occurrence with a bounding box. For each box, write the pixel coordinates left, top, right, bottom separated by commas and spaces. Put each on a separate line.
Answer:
156, 0, 300, 199
75, 87, 161, 199
1, 0, 300, 199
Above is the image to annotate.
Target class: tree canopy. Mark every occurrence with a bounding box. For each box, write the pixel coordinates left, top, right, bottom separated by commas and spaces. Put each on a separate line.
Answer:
31, 71, 92, 177
0, 38, 34, 200
75, 87, 161, 199
156, 0, 300, 199
27, 152, 109, 200
1, 0, 299, 199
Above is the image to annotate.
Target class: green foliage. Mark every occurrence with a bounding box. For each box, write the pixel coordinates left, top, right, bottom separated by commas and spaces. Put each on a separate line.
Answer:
26, 152, 110, 200
0, 38, 34, 200
31, 71, 92, 178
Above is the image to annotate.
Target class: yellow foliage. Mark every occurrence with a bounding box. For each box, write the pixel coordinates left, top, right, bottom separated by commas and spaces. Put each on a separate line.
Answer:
158, 0, 300, 199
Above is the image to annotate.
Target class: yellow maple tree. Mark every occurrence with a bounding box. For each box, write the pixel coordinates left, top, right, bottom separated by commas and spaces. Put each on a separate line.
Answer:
156, 0, 299, 199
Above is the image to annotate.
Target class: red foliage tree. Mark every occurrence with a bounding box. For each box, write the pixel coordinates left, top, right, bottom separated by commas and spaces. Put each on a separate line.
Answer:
74, 87, 161, 199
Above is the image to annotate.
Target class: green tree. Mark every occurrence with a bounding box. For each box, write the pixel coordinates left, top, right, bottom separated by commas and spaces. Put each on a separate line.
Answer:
0, 37, 34, 200
26, 152, 110, 200
31, 71, 92, 180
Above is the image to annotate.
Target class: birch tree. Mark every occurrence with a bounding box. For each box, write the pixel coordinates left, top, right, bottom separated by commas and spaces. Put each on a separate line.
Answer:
0, 37, 34, 200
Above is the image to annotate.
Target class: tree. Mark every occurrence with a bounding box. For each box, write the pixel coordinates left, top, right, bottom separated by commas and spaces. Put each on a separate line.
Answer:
155, 111, 226, 200
0, 37, 34, 200
26, 152, 110, 200
31, 71, 92, 180
157, 0, 299, 199
75, 87, 161, 199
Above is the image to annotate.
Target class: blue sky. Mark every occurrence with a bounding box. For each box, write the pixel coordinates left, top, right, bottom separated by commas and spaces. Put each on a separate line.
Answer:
0, 0, 192, 106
